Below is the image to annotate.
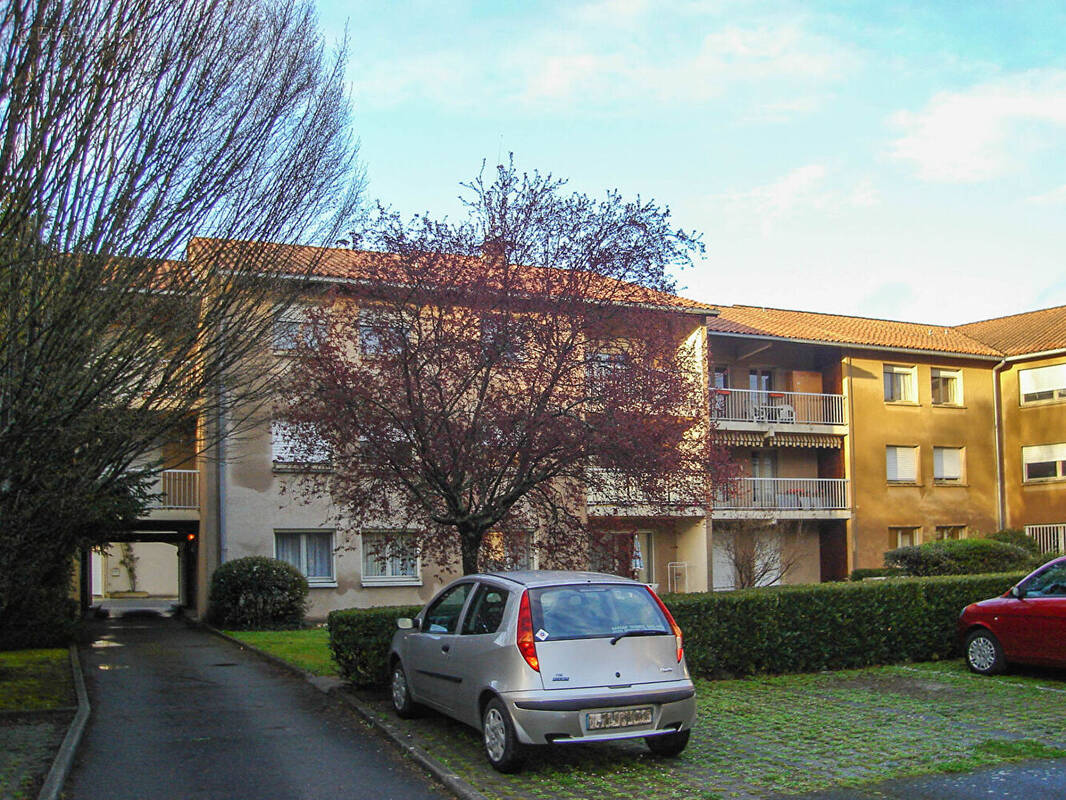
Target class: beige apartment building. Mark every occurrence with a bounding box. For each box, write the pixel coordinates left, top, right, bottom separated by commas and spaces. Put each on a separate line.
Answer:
82, 239, 1066, 618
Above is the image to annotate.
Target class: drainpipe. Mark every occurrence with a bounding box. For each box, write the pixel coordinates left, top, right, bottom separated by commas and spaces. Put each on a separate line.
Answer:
216, 391, 228, 567
845, 355, 856, 574
992, 359, 1007, 530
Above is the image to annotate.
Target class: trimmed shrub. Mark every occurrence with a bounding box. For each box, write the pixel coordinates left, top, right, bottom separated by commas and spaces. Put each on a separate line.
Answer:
664, 572, 1024, 678
328, 604, 421, 688
983, 528, 1042, 558
885, 539, 1032, 576
206, 556, 309, 629
849, 567, 902, 581
329, 572, 1025, 687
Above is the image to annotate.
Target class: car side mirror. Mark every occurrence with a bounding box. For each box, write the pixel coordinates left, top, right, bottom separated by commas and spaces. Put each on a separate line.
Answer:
396, 617, 414, 630
1010, 585, 1027, 600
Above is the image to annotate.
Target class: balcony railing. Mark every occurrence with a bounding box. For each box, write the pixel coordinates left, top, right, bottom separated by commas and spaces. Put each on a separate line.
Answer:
586, 469, 702, 509
149, 469, 199, 509
1026, 524, 1066, 554
710, 388, 845, 426
714, 477, 848, 511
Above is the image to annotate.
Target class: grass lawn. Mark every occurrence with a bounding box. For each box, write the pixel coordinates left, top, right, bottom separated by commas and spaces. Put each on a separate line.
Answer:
0, 649, 75, 800
224, 628, 337, 676
225, 628, 1066, 799
0, 649, 74, 712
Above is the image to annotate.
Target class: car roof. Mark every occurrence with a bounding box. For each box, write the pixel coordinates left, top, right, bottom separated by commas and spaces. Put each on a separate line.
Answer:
478, 570, 643, 588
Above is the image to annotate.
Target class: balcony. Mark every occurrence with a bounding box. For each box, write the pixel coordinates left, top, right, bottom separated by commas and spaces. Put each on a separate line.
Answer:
146, 469, 199, 514
586, 469, 703, 518
710, 388, 846, 435
712, 477, 849, 520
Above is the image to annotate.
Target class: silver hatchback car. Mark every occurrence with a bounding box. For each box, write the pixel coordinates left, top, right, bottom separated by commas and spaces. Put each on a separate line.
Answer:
389, 570, 696, 772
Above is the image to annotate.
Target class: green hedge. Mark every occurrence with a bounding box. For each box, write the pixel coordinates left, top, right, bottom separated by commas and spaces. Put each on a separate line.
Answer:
328, 572, 1026, 687
206, 556, 309, 629
663, 572, 1025, 678
884, 539, 1033, 576
328, 604, 421, 688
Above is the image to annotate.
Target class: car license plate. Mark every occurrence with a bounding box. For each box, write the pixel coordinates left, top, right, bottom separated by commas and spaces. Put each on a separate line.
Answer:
586, 707, 653, 730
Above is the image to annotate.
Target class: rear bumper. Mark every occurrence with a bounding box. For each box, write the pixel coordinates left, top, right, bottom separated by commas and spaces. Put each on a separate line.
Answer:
500, 681, 696, 745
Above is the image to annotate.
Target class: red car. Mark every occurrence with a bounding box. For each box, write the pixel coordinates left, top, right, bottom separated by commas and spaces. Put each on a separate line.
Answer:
958, 555, 1066, 674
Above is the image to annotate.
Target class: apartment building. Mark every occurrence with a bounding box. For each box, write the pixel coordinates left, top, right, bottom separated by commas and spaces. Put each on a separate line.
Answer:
86, 235, 1065, 616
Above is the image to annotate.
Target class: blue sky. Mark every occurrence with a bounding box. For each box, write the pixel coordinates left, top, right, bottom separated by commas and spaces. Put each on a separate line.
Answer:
316, 0, 1066, 325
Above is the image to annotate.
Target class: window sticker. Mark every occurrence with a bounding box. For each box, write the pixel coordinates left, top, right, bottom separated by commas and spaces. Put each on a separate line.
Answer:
536, 628, 549, 641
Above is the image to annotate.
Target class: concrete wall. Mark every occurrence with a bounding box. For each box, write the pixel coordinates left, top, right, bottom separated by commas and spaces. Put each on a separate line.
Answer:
844, 350, 999, 570
93, 542, 179, 597
999, 353, 1066, 529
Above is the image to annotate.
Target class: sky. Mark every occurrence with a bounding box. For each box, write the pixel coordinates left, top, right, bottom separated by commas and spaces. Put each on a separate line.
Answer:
314, 0, 1066, 326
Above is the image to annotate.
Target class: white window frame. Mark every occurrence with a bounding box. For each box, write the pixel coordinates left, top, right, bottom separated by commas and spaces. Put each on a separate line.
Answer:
361, 531, 422, 587
886, 445, 919, 483
271, 420, 331, 467
358, 307, 405, 356
274, 530, 335, 586
1022, 442, 1066, 482
883, 364, 917, 403
932, 525, 966, 541
930, 368, 963, 406
1019, 364, 1066, 405
933, 446, 964, 483
890, 526, 919, 548
273, 305, 322, 352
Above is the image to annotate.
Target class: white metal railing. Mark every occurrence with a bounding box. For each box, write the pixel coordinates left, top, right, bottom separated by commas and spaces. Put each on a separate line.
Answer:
150, 469, 199, 509
714, 477, 849, 511
710, 388, 846, 426
1025, 523, 1066, 554
586, 469, 701, 507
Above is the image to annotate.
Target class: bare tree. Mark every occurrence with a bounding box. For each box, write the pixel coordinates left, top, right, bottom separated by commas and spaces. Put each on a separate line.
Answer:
717, 520, 807, 590
0, 0, 363, 646
283, 159, 729, 576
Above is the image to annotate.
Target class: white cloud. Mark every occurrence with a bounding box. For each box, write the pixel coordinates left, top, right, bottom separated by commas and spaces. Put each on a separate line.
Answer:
1027, 182, 1066, 206
712, 165, 878, 235
889, 70, 1066, 182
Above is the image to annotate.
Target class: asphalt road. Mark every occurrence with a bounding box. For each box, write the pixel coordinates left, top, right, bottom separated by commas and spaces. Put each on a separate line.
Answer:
66, 607, 446, 800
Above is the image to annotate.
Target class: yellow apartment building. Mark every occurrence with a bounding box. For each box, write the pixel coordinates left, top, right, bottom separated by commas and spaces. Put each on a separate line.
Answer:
79, 234, 1066, 616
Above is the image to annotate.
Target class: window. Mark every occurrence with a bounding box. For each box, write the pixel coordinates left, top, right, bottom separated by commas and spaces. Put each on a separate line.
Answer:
275, 531, 334, 584
886, 446, 918, 483
711, 366, 730, 390
480, 316, 526, 363
883, 364, 917, 402
1019, 364, 1066, 404
1022, 443, 1066, 481
359, 307, 404, 356
479, 531, 533, 571
361, 531, 420, 585
889, 526, 919, 548
933, 446, 964, 483
461, 584, 511, 635
273, 306, 322, 352
271, 420, 330, 465
1019, 560, 1066, 597
749, 369, 773, 393
931, 368, 962, 405
586, 351, 628, 393
933, 525, 965, 541
421, 582, 473, 633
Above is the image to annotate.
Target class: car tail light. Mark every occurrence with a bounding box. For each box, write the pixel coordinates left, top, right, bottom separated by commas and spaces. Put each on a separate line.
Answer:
516, 590, 540, 672
647, 586, 683, 663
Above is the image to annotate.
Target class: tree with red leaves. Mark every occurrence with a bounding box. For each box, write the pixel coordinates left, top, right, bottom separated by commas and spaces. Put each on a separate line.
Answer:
283, 160, 730, 576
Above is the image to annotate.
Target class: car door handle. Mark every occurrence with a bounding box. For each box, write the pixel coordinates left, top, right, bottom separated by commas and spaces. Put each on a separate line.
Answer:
441, 644, 450, 654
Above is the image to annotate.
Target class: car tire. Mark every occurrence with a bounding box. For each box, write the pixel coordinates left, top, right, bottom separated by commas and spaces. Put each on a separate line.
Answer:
965, 629, 1006, 675
482, 697, 526, 773
645, 728, 690, 757
390, 661, 421, 718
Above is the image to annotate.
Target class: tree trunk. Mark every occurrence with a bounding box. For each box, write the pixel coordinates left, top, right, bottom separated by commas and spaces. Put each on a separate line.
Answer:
458, 524, 486, 575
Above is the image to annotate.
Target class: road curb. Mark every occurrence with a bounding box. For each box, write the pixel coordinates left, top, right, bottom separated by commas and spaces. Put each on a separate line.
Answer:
37, 645, 91, 800
197, 622, 488, 800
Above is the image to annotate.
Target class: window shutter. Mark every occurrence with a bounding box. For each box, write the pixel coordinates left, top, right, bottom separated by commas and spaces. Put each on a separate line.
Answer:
1022, 443, 1066, 464
887, 446, 916, 481
1020, 364, 1066, 395
934, 447, 961, 480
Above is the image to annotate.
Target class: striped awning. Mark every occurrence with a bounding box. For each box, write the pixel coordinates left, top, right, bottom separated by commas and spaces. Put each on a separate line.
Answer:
713, 431, 843, 449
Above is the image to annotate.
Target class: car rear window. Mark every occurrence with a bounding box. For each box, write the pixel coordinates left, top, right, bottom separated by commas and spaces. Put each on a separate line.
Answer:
528, 583, 670, 641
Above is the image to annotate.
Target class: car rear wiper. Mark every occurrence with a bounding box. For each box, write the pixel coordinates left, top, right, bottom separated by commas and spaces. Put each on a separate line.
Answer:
609, 629, 669, 645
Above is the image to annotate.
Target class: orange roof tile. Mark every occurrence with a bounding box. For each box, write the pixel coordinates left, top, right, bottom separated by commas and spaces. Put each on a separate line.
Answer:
711, 305, 1001, 357
956, 305, 1066, 357
188, 238, 716, 315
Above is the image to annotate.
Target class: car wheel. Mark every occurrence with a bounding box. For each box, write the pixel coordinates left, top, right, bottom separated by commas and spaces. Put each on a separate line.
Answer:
482, 698, 526, 773
965, 629, 1006, 675
390, 661, 421, 718
645, 729, 690, 757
